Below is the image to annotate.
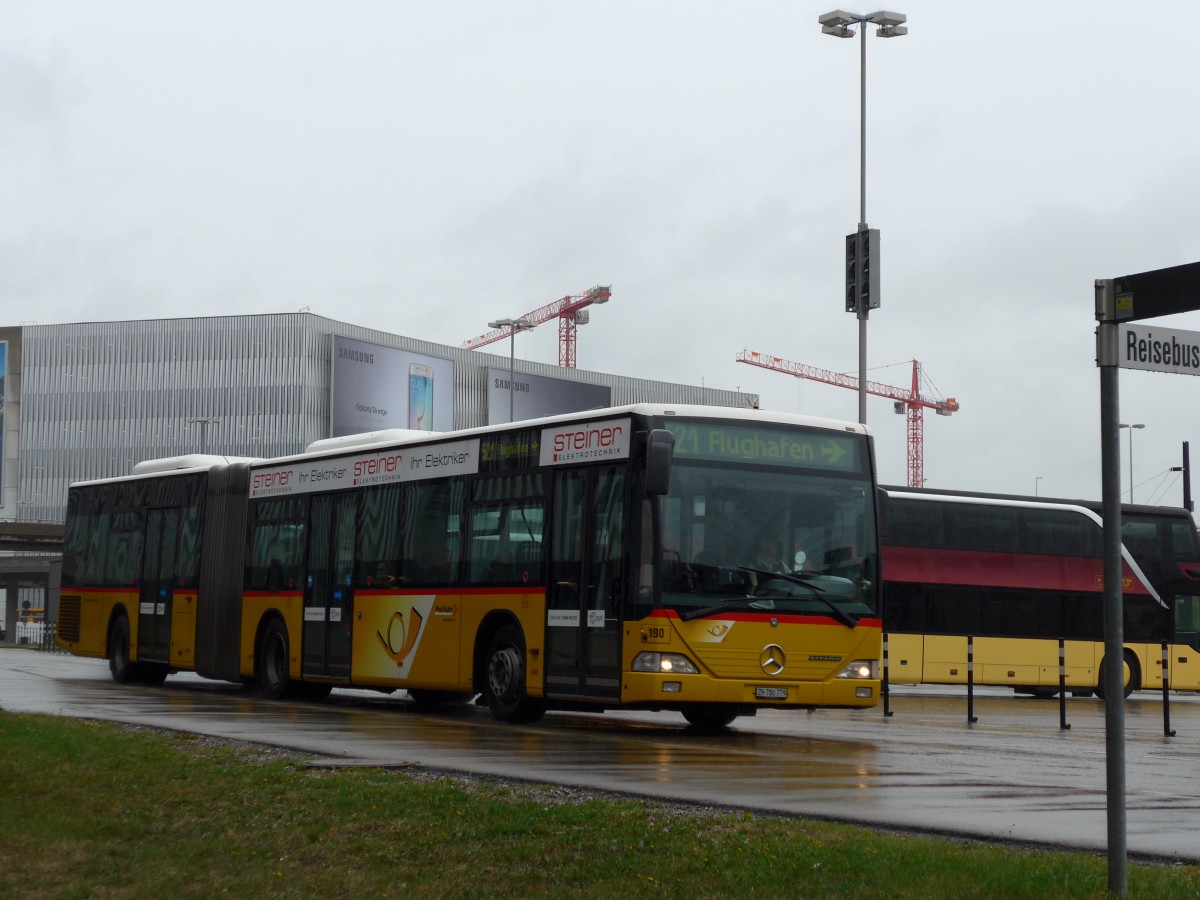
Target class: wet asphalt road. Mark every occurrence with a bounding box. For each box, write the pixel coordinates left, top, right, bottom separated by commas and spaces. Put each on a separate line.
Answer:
5, 648, 1200, 861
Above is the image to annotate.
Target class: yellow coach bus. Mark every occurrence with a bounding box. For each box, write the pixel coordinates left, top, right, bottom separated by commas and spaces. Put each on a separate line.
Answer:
57, 404, 882, 729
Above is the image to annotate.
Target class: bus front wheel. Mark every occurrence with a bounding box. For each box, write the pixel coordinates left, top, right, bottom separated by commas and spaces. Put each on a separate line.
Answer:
1095, 651, 1139, 700
483, 624, 545, 724
257, 618, 291, 700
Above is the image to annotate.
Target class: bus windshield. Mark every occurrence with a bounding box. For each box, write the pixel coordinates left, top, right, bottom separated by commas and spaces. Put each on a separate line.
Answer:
654, 456, 878, 625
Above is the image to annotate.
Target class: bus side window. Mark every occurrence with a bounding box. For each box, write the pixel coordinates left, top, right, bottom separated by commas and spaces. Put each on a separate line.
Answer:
247, 499, 307, 591
1175, 595, 1200, 651
356, 484, 403, 588
467, 474, 545, 587
399, 480, 463, 587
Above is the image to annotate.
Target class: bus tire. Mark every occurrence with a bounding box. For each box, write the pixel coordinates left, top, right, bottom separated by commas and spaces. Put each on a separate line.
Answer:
108, 613, 136, 684
257, 618, 291, 700
1095, 650, 1140, 700
483, 624, 545, 724
682, 705, 740, 731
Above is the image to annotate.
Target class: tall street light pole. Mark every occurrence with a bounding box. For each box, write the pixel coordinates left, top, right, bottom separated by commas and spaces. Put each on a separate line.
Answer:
188, 416, 219, 453
1119, 423, 1145, 502
487, 318, 534, 423
819, 9, 907, 426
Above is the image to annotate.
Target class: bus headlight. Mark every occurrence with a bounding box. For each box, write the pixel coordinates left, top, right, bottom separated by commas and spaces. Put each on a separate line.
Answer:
835, 659, 878, 680
632, 652, 700, 675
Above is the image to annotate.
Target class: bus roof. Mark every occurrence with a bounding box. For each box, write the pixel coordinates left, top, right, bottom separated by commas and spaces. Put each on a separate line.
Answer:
881, 484, 1195, 522
71, 454, 260, 489
70, 405, 870, 488
255, 403, 871, 468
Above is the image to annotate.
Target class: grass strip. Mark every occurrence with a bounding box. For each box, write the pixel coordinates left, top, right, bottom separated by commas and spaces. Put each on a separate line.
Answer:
0, 711, 1196, 898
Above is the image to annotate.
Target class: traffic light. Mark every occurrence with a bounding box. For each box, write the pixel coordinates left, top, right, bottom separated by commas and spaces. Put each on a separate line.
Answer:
845, 228, 881, 314
845, 232, 859, 313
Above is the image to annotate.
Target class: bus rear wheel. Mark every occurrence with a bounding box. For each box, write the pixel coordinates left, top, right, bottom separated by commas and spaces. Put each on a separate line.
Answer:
484, 624, 545, 724
257, 618, 291, 700
108, 613, 136, 684
1095, 651, 1139, 700
682, 705, 740, 732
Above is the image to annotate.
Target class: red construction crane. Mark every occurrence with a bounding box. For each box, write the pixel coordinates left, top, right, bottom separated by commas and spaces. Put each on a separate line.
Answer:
462, 285, 612, 368
736, 349, 959, 488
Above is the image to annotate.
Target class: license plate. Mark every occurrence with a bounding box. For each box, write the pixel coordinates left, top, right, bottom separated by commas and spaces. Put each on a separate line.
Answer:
755, 686, 788, 700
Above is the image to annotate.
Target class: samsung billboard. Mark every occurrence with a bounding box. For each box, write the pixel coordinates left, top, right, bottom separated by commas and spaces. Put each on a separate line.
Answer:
487, 366, 611, 425
331, 336, 455, 437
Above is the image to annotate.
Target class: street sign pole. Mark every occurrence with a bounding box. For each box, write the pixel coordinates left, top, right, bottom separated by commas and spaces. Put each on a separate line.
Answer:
1095, 280, 1127, 895
1095, 280, 1127, 894
1095, 259, 1200, 896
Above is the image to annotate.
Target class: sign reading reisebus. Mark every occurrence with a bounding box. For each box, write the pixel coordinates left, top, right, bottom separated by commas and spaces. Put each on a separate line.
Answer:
539, 418, 631, 466
250, 438, 481, 498
1117, 323, 1200, 376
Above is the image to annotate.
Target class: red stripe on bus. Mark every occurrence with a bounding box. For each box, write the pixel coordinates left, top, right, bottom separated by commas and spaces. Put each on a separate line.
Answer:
881, 547, 1153, 595
59, 585, 138, 594
646, 607, 881, 627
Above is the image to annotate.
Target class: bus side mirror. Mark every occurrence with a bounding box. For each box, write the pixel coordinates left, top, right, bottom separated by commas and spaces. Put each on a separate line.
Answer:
646, 429, 675, 496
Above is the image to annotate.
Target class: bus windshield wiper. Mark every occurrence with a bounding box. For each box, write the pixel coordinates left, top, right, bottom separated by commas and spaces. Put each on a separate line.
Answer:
737, 566, 861, 629
677, 595, 773, 622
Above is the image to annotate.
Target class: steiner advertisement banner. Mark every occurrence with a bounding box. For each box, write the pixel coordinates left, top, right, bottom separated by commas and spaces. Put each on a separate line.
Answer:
331, 336, 455, 437
486, 366, 611, 425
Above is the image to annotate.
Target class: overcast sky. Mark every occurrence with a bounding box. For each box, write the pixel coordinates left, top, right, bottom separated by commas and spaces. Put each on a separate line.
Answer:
4, 1, 1199, 508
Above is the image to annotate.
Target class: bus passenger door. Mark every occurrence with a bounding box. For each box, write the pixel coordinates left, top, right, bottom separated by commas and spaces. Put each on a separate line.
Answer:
303, 493, 355, 680
546, 467, 625, 700
138, 508, 179, 665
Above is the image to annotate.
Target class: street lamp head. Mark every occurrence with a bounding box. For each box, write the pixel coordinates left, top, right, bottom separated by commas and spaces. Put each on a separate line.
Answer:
489, 317, 535, 332
821, 10, 907, 37
818, 10, 857, 28
819, 10, 856, 36
821, 23, 855, 37
1119, 423, 1146, 430
867, 11, 907, 28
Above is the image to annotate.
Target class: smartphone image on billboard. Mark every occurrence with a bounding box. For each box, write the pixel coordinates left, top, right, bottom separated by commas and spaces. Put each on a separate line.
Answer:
408, 363, 434, 431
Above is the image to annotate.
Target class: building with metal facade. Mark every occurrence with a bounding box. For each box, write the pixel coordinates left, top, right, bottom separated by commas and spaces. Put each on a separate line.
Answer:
5, 312, 754, 525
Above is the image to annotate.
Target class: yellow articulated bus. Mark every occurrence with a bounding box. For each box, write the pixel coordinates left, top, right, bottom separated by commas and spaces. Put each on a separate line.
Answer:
58, 404, 882, 729
881, 486, 1200, 698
